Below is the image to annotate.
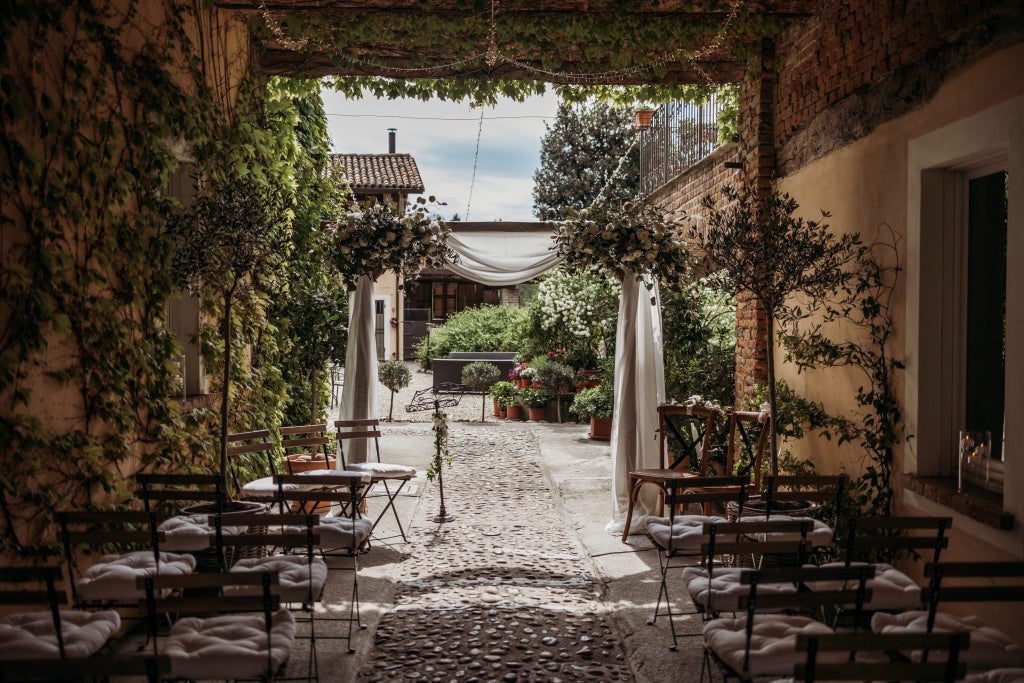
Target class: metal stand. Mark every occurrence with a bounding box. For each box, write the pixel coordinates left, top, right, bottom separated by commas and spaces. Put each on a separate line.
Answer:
406, 382, 466, 524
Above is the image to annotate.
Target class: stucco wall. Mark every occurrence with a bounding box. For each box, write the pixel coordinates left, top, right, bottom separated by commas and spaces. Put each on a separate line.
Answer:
777, 43, 1024, 565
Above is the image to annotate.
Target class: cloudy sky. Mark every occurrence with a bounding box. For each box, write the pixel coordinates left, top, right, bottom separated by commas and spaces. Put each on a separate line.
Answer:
321, 85, 559, 222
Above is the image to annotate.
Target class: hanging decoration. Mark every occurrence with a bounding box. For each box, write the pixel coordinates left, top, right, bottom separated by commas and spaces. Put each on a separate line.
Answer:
325, 198, 456, 288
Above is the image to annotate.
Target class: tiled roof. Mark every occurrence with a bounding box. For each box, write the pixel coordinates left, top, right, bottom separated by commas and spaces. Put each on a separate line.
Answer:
330, 153, 425, 194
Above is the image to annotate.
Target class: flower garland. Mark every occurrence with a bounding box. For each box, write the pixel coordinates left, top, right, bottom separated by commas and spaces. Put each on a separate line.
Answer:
326, 199, 455, 288
427, 408, 451, 482
553, 199, 691, 286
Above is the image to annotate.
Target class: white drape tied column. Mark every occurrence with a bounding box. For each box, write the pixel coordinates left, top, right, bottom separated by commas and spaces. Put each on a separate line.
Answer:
605, 275, 666, 536
338, 274, 379, 465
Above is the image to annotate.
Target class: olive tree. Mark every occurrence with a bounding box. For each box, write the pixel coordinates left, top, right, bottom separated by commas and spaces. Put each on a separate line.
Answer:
461, 361, 502, 422
378, 360, 412, 422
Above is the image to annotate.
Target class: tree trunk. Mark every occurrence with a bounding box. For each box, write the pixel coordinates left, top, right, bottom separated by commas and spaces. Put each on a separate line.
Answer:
388, 390, 395, 422
219, 294, 233, 481
765, 311, 779, 477
480, 393, 486, 422
310, 366, 318, 423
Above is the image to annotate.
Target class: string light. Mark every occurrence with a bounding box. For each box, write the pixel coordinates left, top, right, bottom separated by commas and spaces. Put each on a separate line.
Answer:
252, 0, 741, 86
590, 137, 639, 210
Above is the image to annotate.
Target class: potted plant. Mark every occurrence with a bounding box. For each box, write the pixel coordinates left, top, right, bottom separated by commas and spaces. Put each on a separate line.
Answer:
170, 176, 290, 487
378, 359, 412, 422
490, 381, 516, 417
700, 186, 858, 475
535, 360, 576, 423
570, 385, 614, 440
520, 365, 538, 389
519, 388, 550, 421
505, 391, 524, 421
461, 361, 502, 422
575, 367, 600, 391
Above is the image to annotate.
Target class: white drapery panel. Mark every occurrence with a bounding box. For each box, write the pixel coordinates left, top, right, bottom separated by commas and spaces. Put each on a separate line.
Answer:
443, 226, 565, 286
606, 275, 666, 536
338, 275, 379, 465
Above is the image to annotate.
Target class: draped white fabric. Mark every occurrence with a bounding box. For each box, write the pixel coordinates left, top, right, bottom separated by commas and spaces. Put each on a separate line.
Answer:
443, 230, 565, 286
338, 275, 379, 465
605, 275, 666, 536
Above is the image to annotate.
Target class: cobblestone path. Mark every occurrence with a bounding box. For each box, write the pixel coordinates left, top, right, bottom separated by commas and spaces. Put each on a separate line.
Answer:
358, 422, 633, 682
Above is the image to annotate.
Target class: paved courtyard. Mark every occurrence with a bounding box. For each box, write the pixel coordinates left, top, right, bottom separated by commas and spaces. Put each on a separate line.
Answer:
306, 364, 703, 682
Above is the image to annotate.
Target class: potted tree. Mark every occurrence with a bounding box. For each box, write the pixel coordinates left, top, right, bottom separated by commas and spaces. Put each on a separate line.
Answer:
379, 359, 412, 422
490, 381, 516, 418
170, 176, 290, 487
570, 385, 614, 440
520, 388, 551, 421
535, 360, 576, 423
505, 394, 524, 421
700, 186, 858, 475
461, 361, 502, 422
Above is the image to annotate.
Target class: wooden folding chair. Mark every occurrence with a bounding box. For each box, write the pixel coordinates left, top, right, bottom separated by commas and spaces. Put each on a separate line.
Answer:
644, 474, 749, 650
226, 428, 278, 503
0, 565, 120, 660
724, 410, 770, 490
136, 473, 233, 554
737, 474, 848, 552
334, 418, 416, 543
138, 572, 294, 681
872, 561, 1024, 670
621, 403, 723, 542
793, 632, 969, 682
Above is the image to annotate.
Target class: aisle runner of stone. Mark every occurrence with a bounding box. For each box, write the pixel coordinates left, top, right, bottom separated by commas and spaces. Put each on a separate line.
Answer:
359, 423, 633, 681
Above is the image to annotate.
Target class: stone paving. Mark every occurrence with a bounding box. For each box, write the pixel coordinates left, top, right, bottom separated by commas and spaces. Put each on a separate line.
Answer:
357, 422, 632, 681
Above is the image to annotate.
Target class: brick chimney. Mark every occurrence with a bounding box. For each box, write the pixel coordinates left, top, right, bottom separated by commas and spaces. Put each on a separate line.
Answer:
388, 128, 396, 154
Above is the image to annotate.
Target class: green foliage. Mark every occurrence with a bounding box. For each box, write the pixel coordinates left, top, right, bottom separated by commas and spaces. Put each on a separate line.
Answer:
715, 85, 740, 144
519, 388, 551, 409
413, 305, 529, 370
535, 361, 576, 396
379, 360, 412, 422
532, 102, 639, 221
523, 268, 619, 368
779, 226, 909, 516
489, 381, 517, 407
570, 386, 614, 420
701, 185, 860, 474
462, 361, 503, 421
662, 276, 736, 407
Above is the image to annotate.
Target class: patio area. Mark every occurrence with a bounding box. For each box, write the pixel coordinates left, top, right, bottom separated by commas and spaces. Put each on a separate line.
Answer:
302, 366, 695, 682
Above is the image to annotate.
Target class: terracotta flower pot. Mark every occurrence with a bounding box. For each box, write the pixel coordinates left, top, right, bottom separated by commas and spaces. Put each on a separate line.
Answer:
506, 404, 523, 420
527, 407, 545, 421
532, 381, 542, 389
589, 416, 612, 440
493, 399, 502, 416
499, 406, 507, 419
285, 453, 336, 513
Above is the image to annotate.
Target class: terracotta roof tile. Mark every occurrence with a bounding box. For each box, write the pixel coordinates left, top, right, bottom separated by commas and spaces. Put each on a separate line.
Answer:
330, 153, 425, 194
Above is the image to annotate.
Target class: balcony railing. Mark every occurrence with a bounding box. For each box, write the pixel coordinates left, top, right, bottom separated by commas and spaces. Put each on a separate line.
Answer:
639, 95, 725, 196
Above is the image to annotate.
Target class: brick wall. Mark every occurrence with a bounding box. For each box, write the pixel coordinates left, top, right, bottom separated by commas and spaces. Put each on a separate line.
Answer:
772, 0, 1023, 175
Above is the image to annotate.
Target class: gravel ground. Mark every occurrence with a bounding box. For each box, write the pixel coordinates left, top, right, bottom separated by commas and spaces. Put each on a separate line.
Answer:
368, 362, 504, 424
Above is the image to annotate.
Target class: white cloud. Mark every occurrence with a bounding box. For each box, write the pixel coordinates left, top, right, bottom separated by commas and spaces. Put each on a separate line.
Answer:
321, 85, 558, 221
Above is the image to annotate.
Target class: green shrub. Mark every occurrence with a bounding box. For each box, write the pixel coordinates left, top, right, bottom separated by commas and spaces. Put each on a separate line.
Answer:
570, 386, 613, 419
489, 381, 517, 407
379, 360, 412, 422
519, 388, 551, 409
414, 305, 529, 370
462, 361, 503, 421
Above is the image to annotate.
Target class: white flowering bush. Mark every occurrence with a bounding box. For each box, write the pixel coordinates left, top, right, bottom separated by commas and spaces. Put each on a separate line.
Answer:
327, 197, 453, 287
553, 199, 691, 286
533, 268, 619, 341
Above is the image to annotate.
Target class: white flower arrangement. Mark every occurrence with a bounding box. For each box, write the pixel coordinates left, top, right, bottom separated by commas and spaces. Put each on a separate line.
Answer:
553, 199, 691, 286
684, 394, 724, 412
327, 197, 454, 288
427, 408, 451, 482
534, 268, 619, 340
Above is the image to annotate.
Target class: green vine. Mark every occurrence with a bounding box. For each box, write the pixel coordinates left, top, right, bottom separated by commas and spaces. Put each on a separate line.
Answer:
426, 409, 452, 482
780, 225, 909, 516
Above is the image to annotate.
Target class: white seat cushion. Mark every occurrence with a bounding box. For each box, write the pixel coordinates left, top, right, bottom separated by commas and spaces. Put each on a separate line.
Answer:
295, 469, 373, 484
736, 515, 834, 547
0, 610, 120, 659
240, 476, 296, 500
683, 566, 797, 612
346, 462, 416, 478
644, 514, 727, 552
965, 669, 1024, 683
76, 551, 196, 601
805, 561, 920, 611
229, 555, 327, 604
293, 516, 373, 551
872, 610, 1024, 668
158, 515, 239, 551
704, 615, 838, 677
165, 609, 295, 679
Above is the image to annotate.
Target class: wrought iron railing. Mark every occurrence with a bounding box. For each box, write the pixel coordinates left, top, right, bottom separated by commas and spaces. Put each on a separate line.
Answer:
639, 94, 725, 196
